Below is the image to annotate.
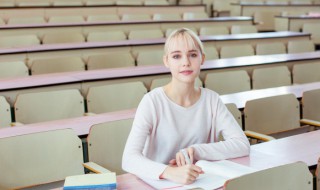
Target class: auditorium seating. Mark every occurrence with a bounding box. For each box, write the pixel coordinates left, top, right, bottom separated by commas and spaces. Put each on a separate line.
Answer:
255, 42, 286, 55
0, 96, 11, 128
0, 61, 28, 79
14, 89, 85, 124
86, 81, 147, 113
287, 40, 315, 54
0, 129, 84, 189
244, 93, 310, 141
220, 44, 255, 59
87, 52, 135, 70
30, 56, 85, 75
224, 162, 312, 190
86, 119, 134, 175
205, 70, 251, 95
300, 88, 320, 124
252, 66, 291, 89
293, 62, 320, 84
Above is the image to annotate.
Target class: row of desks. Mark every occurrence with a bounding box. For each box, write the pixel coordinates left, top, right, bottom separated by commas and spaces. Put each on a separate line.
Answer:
0, 31, 308, 56
1, 81, 320, 139
1, 51, 319, 105
0, 17, 253, 37
14, 109, 320, 189
230, 3, 320, 31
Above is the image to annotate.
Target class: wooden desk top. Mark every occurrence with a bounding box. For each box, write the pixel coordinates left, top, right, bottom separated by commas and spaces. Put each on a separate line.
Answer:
0, 109, 136, 139
231, 3, 320, 6
0, 31, 309, 54
1, 51, 320, 91
220, 81, 320, 109
275, 15, 320, 19
0, 17, 253, 30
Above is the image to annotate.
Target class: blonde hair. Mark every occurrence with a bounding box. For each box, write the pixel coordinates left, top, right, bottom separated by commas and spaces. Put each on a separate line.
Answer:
164, 28, 205, 57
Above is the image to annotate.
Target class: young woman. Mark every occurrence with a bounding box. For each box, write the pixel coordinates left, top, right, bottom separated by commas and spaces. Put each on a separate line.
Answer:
122, 28, 250, 185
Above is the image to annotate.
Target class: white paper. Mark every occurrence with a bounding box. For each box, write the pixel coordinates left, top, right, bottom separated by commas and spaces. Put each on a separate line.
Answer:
142, 160, 256, 190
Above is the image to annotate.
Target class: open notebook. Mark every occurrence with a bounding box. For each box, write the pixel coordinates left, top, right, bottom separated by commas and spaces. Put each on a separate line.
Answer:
142, 160, 256, 190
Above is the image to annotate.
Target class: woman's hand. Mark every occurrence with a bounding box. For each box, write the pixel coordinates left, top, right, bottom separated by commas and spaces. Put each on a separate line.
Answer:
160, 164, 203, 185
176, 147, 195, 166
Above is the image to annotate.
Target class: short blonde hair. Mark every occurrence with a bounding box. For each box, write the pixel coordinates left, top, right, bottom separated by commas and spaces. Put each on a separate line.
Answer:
164, 28, 205, 57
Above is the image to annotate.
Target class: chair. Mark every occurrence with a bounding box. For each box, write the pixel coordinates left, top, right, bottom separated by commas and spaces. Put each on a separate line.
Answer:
153, 13, 181, 21
0, 61, 29, 79
136, 49, 164, 66
230, 25, 258, 34
7, 16, 47, 25
87, 31, 127, 42
150, 76, 203, 90
199, 26, 229, 36
254, 11, 278, 31
287, 40, 315, 54
86, 119, 134, 175
204, 46, 219, 60
182, 12, 209, 20
145, 0, 169, 5
87, 14, 120, 22
265, 0, 289, 4
48, 16, 86, 23
53, 0, 84, 6
300, 89, 320, 126
255, 42, 286, 55
14, 89, 85, 124
0, 35, 40, 48
225, 103, 242, 128
87, 52, 135, 70
224, 162, 312, 190
30, 57, 85, 75
281, 10, 307, 16
178, 0, 202, 4
292, 62, 320, 84
85, 0, 115, 5
16, 0, 51, 6
204, 70, 251, 95
0, 18, 5, 25
116, 0, 143, 5
121, 14, 151, 21
303, 23, 320, 44
86, 81, 147, 113
0, 96, 11, 128
252, 66, 291, 89
42, 32, 85, 44
0, 0, 15, 7
128, 29, 163, 40
290, 0, 312, 4
212, 0, 232, 17
244, 93, 309, 141
220, 45, 255, 59
0, 129, 84, 189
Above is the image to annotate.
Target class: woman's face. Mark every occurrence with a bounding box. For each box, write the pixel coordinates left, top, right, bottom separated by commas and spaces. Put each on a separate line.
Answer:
164, 36, 204, 85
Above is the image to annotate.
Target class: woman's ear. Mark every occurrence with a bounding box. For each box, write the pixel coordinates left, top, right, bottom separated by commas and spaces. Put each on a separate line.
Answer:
163, 55, 169, 68
201, 54, 206, 65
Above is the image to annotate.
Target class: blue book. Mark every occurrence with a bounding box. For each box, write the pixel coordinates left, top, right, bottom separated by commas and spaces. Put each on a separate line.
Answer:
63, 173, 116, 190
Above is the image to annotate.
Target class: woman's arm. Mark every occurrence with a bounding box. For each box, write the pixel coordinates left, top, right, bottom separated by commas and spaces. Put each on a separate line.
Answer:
191, 97, 250, 161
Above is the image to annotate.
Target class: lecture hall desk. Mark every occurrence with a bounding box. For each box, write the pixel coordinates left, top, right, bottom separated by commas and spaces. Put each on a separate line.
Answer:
275, 15, 320, 32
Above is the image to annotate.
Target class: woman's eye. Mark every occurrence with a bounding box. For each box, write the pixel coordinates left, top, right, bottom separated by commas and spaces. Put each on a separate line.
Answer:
190, 53, 198, 57
173, 55, 180, 59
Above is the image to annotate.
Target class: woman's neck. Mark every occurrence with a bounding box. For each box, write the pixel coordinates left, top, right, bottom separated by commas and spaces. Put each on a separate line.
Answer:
163, 81, 201, 108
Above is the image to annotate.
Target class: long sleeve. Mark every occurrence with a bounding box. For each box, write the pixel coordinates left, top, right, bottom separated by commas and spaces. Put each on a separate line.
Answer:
191, 97, 250, 161
122, 88, 250, 180
122, 95, 167, 180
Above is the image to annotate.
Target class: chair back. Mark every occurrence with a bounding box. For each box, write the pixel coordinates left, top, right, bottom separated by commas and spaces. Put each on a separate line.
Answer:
0, 129, 84, 189
224, 162, 312, 190
87, 119, 134, 175
0, 96, 11, 128
252, 66, 291, 89
302, 89, 320, 121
